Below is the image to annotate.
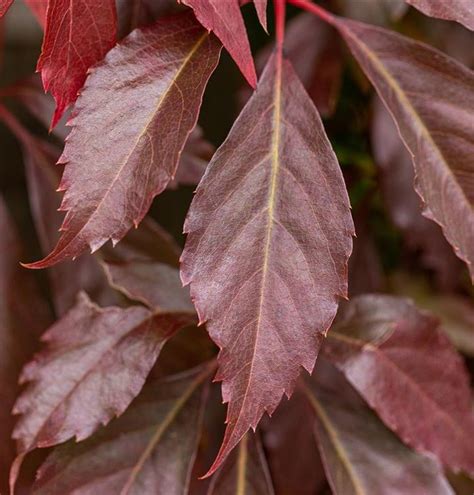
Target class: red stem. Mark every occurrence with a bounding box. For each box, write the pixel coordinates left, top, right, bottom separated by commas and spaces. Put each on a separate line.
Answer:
286, 0, 336, 26
274, 0, 286, 53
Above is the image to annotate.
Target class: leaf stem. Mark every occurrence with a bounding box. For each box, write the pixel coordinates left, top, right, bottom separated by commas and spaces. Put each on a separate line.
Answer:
274, 0, 286, 54
286, 0, 336, 26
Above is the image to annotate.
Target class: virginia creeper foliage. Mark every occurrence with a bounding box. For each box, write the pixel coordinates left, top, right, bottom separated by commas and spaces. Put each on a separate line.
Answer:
0, 0, 473, 493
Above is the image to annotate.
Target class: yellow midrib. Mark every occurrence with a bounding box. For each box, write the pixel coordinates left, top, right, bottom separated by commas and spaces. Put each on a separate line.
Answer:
58, 31, 209, 254
342, 23, 472, 212
302, 383, 366, 495
120, 367, 209, 495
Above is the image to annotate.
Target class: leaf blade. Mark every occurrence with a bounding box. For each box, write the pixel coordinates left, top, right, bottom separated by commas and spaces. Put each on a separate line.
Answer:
13, 293, 194, 454
181, 52, 353, 474
304, 361, 454, 495
405, 0, 474, 31
25, 12, 221, 269
324, 295, 474, 475
180, 0, 257, 87
38, 0, 117, 126
33, 366, 212, 495
335, 17, 474, 281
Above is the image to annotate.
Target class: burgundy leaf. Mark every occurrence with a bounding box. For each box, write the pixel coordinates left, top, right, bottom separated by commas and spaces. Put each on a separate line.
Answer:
262, 391, 326, 495
38, 0, 117, 127
103, 260, 194, 313
304, 360, 454, 495
0, 197, 50, 493
25, 12, 221, 269
13, 293, 194, 454
253, 0, 267, 31
371, 96, 464, 289
406, 0, 474, 31
334, 17, 474, 281
33, 366, 212, 495
103, 216, 181, 266
208, 433, 275, 495
24, 0, 47, 27
179, 0, 257, 87
181, 52, 354, 474
323, 295, 474, 475
0, 0, 13, 19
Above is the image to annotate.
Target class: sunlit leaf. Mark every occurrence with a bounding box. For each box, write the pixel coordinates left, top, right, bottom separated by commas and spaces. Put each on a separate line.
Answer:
405, 0, 474, 31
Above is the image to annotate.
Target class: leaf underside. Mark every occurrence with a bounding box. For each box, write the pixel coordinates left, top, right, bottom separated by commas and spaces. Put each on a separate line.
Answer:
181, 52, 354, 474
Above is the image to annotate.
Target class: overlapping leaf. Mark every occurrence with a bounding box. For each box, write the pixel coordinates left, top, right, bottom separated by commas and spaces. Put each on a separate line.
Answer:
371, 96, 463, 288
208, 433, 275, 495
26, 12, 221, 268
180, 0, 257, 87
33, 366, 211, 495
103, 260, 194, 313
334, 17, 474, 281
0, 197, 50, 493
405, 0, 474, 31
0, 0, 13, 19
181, 52, 354, 474
323, 295, 474, 475
38, 0, 117, 126
263, 392, 325, 495
13, 293, 194, 455
304, 361, 454, 495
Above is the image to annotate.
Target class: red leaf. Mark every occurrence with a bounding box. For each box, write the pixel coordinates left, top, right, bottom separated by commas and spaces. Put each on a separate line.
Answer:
179, 0, 257, 87
0, 197, 50, 493
406, 0, 474, 31
25, 12, 221, 269
334, 17, 474, 281
23, 0, 48, 27
103, 260, 195, 313
13, 293, 194, 454
371, 96, 464, 289
0, 0, 13, 19
181, 52, 354, 474
33, 366, 212, 494
304, 360, 454, 495
208, 433, 275, 495
253, 0, 267, 31
38, 0, 117, 127
262, 391, 326, 495
323, 295, 474, 475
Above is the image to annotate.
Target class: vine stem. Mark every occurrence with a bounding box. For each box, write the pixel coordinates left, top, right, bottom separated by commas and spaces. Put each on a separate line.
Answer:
286, 0, 336, 26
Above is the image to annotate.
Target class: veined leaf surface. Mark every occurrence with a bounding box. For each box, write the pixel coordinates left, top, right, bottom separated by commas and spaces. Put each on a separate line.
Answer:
33, 366, 211, 495
26, 12, 221, 268
38, 0, 117, 126
335, 17, 474, 280
182, 52, 354, 474
405, 0, 474, 31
